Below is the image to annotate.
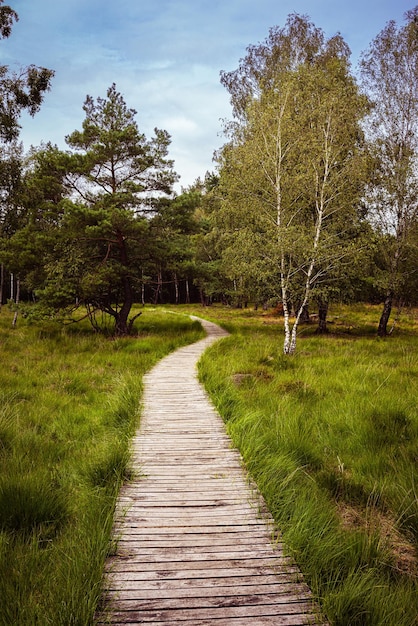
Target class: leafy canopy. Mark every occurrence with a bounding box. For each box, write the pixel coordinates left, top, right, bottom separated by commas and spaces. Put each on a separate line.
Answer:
0, 1, 54, 143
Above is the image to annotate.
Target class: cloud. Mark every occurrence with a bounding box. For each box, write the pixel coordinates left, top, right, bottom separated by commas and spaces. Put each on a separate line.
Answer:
162, 117, 199, 135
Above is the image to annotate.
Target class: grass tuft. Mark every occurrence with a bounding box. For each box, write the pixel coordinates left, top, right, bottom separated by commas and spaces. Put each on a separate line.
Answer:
0, 472, 69, 538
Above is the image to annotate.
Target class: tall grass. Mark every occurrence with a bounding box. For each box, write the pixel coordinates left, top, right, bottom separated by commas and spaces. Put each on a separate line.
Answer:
195, 303, 418, 626
0, 307, 203, 625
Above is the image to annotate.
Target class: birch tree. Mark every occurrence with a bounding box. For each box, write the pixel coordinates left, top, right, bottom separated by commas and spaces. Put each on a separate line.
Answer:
360, 7, 418, 336
218, 14, 369, 354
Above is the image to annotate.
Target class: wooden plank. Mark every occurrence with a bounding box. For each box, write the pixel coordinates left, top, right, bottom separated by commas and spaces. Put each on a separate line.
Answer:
106, 595, 313, 611
117, 507, 266, 517
108, 550, 291, 572
113, 547, 284, 560
105, 576, 305, 593
115, 536, 280, 547
98, 617, 317, 626
106, 574, 305, 591
117, 494, 252, 503
109, 576, 304, 605
98, 318, 324, 625
106, 563, 301, 581
113, 523, 275, 533
101, 602, 316, 623
116, 537, 284, 549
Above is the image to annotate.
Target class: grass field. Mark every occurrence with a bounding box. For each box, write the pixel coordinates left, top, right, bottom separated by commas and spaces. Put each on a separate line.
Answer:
0, 307, 204, 625
0, 302, 416, 625
191, 302, 418, 626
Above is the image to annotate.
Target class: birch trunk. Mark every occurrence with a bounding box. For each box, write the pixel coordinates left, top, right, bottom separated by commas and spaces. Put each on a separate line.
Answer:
12, 277, 20, 328
281, 256, 292, 354
282, 114, 331, 355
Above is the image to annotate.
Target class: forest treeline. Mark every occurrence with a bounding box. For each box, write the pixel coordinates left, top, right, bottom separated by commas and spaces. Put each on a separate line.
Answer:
0, 2, 417, 350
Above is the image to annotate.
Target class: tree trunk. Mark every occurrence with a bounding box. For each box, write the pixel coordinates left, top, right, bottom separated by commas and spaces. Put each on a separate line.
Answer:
282, 301, 292, 354
284, 325, 298, 355
12, 277, 20, 328
300, 304, 310, 323
378, 241, 400, 337
316, 299, 329, 334
185, 279, 190, 304
114, 275, 133, 335
0, 263, 3, 310
153, 269, 162, 305
378, 291, 393, 337
141, 270, 145, 306
114, 231, 134, 336
174, 272, 179, 304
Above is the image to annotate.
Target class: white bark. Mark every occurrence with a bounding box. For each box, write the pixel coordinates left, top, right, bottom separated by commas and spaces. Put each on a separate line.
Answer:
12, 277, 20, 327
282, 114, 331, 355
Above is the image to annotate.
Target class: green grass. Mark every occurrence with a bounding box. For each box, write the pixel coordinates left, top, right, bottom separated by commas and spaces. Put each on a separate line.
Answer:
0, 306, 204, 625
1, 301, 416, 625
191, 303, 418, 626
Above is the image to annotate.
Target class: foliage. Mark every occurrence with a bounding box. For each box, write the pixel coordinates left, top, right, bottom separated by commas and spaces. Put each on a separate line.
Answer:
59, 83, 177, 335
360, 7, 418, 335
2, 85, 179, 334
0, 0, 54, 316
150, 185, 204, 304
0, 139, 22, 230
0, 1, 54, 143
216, 13, 370, 354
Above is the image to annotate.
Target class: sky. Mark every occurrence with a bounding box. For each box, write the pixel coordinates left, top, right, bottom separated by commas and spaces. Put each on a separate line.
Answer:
2, 0, 414, 191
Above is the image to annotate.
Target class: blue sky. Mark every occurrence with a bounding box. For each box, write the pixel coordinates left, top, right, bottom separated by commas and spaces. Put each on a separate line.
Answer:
2, 0, 413, 190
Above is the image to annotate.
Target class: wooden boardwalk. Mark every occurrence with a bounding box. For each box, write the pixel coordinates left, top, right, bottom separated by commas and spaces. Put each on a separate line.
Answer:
98, 318, 322, 625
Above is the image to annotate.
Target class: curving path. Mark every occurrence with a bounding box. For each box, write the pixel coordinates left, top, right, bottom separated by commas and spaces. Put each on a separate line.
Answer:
98, 318, 323, 625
